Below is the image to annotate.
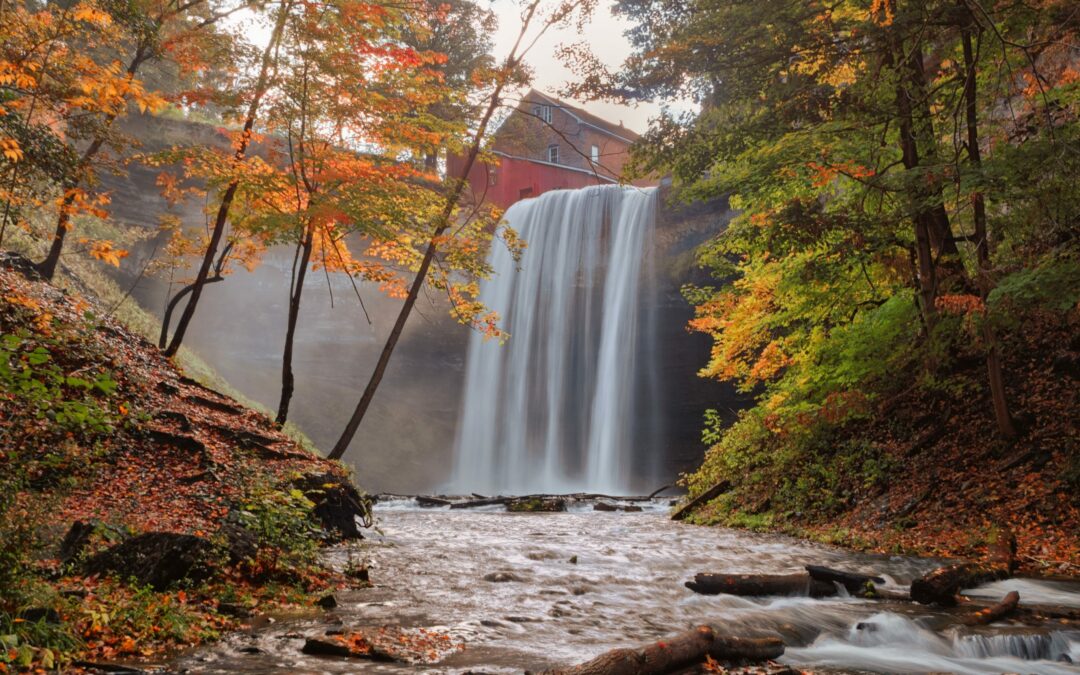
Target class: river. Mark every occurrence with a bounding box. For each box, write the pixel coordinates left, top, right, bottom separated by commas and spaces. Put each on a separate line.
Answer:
176, 499, 1080, 674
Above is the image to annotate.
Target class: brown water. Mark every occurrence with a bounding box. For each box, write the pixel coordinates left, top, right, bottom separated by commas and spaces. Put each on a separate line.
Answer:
174, 499, 1080, 674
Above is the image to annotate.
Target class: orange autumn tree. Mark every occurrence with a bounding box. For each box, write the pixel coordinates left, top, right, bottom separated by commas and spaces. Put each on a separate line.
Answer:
153, 0, 508, 423
244, 0, 451, 425
28, 0, 247, 280
0, 0, 152, 261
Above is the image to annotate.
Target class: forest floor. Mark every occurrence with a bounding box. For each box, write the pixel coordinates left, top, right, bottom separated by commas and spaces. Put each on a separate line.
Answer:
690, 309, 1080, 576
0, 257, 372, 672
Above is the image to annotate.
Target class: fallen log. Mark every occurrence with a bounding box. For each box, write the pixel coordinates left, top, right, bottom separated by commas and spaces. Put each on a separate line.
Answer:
449, 496, 512, 509
686, 573, 835, 597
960, 590, 1020, 626
416, 496, 452, 508
865, 587, 912, 601
910, 562, 1011, 606
805, 565, 885, 594
539, 625, 783, 675
671, 482, 730, 522
910, 530, 1016, 606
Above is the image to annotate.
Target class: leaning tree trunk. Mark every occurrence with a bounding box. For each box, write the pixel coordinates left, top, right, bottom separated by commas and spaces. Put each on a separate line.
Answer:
162, 0, 291, 357
960, 11, 1016, 439
326, 68, 513, 461
276, 225, 314, 425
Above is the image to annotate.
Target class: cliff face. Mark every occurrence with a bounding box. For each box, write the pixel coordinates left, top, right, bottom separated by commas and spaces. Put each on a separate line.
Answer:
102, 116, 741, 493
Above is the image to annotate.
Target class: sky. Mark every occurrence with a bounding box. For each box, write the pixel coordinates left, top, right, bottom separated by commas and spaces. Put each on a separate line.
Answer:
488, 0, 680, 135
225, 0, 682, 135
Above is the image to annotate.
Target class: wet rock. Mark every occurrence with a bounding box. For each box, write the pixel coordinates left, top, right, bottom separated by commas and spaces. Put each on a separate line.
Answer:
316, 593, 338, 609
302, 635, 396, 661
507, 497, 567, 512
526, 551, 560, 560
504, 615, 539, 623
294, 473, 371, 540
483, 571, 524, 583
219, 520, 258, 565
217, 602, 255, 618
238, 646, 263, 654
18, 608, 60, 624
571, 586, 589, 595
569, 555, 578, 564
83, 532, 215, 590
58, 520, 97, 564
70, 661, 148, 674
302, 638, 353, 658
592, 503, 643, 512
479, 619, 503, 627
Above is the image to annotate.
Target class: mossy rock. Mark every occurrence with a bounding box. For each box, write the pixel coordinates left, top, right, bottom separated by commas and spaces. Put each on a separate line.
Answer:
506, 497, 566, 512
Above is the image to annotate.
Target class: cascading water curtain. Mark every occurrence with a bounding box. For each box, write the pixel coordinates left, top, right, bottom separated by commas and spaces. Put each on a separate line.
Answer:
450, 185, 659, 495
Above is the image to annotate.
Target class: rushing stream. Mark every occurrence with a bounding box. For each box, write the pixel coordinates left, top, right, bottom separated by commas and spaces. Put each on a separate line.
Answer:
177, 499, 1080, 674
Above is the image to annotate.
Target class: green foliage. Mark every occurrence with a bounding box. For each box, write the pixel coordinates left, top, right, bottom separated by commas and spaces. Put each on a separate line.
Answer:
989, 258, 1080, 315
236, 482, 321, 572
0, 332, 118, 436
611, 0, 1080, 529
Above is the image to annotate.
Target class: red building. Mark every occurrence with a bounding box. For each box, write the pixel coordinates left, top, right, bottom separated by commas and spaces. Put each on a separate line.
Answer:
448, 90, 656, 211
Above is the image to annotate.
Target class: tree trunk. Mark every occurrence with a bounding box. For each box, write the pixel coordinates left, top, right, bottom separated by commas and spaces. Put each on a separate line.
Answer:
540, 625, 783, 675
162, 0, 291, 357
276, 225, 314, 425
910, 531, 1015, 606
960, 14, 1017, 439
805, 565, 885, 594
326, 66, 512, 461
960, 590, 1019, 626
883, 14, 966, 328
685, 572, 836, 598
670, 481, 730, 521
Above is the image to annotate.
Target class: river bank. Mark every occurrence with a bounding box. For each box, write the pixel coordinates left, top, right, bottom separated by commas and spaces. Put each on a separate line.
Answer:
0, 259, 371, 672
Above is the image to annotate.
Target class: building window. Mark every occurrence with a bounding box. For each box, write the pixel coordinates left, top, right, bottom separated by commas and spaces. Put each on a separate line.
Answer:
591, 145, 600, 164
533, 104, 552, 124
548, 144, 559, 164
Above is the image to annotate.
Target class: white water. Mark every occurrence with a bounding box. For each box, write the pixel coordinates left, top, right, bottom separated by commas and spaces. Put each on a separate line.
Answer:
450, 186, 658, 495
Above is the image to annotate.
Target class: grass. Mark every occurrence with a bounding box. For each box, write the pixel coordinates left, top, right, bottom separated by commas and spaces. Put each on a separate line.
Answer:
2, 212, 322, 454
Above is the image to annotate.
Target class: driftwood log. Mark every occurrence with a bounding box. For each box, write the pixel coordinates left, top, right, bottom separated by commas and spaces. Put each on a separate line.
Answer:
539, 625, 783, 675
960, 591, 1020, 626
910, 531, 1016, 606
416, 496, 451, 508
805, 565, 885, 594
671, 482, 730, 522
686, 573, 835, 597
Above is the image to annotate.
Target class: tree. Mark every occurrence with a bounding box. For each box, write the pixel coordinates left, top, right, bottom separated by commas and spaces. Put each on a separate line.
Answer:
246, 0, 450, 424
584, 0, 1079, 456
30, 0, 242, 280
158, 0, 293, 357
326, 0, 598, 461
0, 0, 156, 258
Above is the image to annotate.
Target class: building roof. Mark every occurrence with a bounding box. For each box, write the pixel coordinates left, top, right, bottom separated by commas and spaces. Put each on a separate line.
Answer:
525, 89, 640, 144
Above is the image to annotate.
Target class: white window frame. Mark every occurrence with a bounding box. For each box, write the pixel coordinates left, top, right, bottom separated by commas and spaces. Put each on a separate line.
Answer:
591, 145, 600, 164
534, 104, 552, 124
547, 144, 559, 164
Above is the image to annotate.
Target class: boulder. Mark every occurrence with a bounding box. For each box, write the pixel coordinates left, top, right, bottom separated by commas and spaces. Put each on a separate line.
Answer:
84, 532, 215, 590
507, 497, 566, 512
295, 473, 371, 540
58, 520, 97, 564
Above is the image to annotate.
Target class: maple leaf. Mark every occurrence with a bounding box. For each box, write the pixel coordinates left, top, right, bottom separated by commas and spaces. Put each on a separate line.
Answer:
88, 241, 129, 267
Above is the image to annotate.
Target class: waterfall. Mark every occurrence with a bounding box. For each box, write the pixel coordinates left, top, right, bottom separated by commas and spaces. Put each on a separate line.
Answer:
450, 185, 659, 495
